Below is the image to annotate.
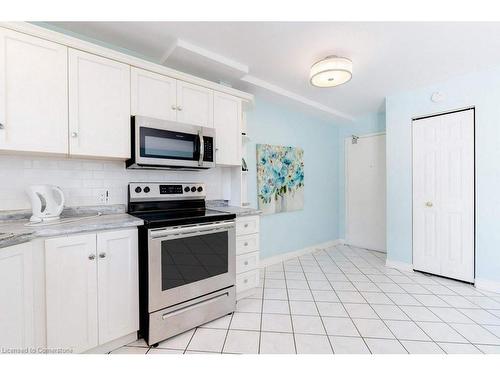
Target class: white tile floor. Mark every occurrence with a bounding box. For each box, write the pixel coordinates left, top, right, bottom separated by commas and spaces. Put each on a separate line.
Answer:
111, 244, 500, 354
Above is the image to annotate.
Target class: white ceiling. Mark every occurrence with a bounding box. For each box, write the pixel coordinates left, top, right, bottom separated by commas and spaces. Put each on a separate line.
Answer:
47, 22, 500, 120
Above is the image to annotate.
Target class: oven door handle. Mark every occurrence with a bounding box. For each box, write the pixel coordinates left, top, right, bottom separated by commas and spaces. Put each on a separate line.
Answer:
150, 221, 234, 239
161, 292, 229, 320
198, 130, 204, 166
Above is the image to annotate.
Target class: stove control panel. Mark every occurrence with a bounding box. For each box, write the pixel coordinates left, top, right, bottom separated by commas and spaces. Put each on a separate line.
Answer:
129, 182, 206, 201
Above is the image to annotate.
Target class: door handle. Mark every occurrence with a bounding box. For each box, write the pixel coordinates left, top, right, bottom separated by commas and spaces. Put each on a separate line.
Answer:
99, 252, 106, 259
425, 201, 433, 207
88, 254, 96, 260
198, 130, 204, 166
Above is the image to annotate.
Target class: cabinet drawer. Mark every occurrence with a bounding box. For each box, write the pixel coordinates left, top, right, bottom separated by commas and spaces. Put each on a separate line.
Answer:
236, 233, 259, 255
236, 252, 259, 274
236, 269, 260, 294
236, 216, 260, 235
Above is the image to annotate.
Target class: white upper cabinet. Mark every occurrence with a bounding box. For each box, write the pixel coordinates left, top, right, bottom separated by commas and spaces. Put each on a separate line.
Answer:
0, 242, 35, 349
214, 92, 242, 166
97, 229, 139, 345
0, 28, 68, 154
45, 233, 98, 353
131, 67, 177, 121
176, 80, 214, 128
68, 49, 131, 159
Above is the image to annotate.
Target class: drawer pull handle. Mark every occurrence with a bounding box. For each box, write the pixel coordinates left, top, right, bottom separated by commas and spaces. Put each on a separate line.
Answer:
244, 279, 248, 283
244, 242, 248, 246
244, 261, 249, 266
244, 224, 249, 228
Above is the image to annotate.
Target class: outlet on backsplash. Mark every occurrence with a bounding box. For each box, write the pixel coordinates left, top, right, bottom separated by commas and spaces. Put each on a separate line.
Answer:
95, 189, 110, 204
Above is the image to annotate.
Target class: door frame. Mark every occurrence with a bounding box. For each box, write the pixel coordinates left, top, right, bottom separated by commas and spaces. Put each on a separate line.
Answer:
345, 131, 386, 251
411, 106, 476, 283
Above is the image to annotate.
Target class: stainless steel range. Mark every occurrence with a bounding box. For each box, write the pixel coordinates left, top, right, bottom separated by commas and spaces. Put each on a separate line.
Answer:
128, 182, 236, 345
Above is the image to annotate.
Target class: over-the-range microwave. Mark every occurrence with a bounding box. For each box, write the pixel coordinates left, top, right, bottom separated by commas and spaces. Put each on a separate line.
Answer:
126, 116, 216, 170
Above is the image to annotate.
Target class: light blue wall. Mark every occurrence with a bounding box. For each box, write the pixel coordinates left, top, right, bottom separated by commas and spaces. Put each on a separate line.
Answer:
337, 112, 386, 239
386, 66, 500, 282
246, 97, 342, 259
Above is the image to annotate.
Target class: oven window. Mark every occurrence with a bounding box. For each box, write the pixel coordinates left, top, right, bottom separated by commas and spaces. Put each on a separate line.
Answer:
140, 126, 198, 161
161, 232, 228, 290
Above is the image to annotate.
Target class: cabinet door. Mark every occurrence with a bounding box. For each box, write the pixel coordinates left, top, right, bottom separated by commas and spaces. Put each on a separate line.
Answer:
97, 229, 139, 344
68, 49, 130, 159
131, 67, 177, 121
176, 80, 214, 127
45, 234, 98, 353
213, 92, 242, 165
0, 242, 34, 349
0, 28, 68, 154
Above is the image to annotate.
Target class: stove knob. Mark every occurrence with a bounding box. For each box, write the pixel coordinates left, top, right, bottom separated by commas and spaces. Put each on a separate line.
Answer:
144, 186, 150, 193
197, 186, 203, 192
190, 186, 196, 192
135, 186, 142, 193
184, 186, 190, 193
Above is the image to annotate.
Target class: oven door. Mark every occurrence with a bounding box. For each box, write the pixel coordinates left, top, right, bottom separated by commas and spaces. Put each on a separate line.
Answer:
148, 220, 236, 312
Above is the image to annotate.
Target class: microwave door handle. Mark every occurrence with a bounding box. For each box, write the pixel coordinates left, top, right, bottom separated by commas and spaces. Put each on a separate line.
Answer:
198, 131, 204, 166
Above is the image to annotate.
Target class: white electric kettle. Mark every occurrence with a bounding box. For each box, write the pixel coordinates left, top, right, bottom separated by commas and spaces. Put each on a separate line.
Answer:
26, 185, 65, 223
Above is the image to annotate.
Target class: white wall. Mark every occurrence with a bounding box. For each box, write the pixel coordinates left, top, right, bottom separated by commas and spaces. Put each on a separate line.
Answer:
386, 65, 500, 286
0, 155, 229, 210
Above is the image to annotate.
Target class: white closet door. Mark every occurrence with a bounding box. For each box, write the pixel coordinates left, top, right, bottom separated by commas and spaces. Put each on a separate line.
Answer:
412, 109, 474, 282
346, 134, 386, 252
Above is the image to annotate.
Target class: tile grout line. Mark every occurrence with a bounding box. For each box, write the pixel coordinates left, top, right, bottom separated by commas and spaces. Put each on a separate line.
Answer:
220, 312, 235, 354
339, 245, 474, 353
257, 267, 266, 354
336, 245, 485, 353
281, 260, 298, 354
296, 254, 334, 354
123, 244, 500, 355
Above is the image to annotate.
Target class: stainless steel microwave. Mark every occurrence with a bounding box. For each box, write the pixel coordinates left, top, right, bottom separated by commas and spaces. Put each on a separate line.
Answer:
126, 116, 216, 170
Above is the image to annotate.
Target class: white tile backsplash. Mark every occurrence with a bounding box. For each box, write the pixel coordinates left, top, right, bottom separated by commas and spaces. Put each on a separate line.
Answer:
0, 155, 229, 210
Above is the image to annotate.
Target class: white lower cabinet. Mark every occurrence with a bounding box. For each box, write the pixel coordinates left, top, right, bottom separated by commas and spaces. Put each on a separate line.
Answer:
0, 242, 35, 350
235, 215, 260, 299
96, 229, 139, 345
45, 228, 138, 353
45, 233, 98, 353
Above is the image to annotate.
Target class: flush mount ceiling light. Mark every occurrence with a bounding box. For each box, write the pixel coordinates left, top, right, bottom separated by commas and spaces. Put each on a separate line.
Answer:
309, 56, 352, 88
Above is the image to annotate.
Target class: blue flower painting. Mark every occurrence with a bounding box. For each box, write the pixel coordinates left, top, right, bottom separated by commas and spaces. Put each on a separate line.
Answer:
257, 144, 304, 214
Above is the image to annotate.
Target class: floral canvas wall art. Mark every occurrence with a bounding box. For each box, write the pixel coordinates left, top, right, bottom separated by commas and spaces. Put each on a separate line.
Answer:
256, 144, 304, 214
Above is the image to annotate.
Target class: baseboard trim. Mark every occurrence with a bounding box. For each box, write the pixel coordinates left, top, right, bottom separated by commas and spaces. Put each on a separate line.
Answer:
84, 331, 138, 354
385, 259, 414, 272
260, 239, 344, 268
475, 278, 500, 294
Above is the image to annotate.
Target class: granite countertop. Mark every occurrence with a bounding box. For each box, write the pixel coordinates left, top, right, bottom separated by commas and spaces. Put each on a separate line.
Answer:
0, 205, 143, 249
207, 200, 262, 217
